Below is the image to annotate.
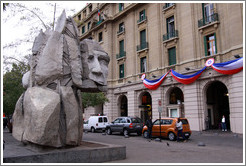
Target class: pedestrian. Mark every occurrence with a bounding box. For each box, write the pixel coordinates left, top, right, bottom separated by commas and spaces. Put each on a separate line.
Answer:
3, 118, 7, 129
205, 116, 210, 130
7, 116, 13, 133
176, 118, 186, 142
146, 117, 153, 141
221, 115, 227, 131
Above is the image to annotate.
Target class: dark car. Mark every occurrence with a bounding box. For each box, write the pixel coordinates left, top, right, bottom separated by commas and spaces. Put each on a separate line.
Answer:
106, 117, 144, 136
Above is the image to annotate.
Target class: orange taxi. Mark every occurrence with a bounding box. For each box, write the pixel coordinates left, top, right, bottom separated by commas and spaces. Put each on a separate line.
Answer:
142, 117, 192, 141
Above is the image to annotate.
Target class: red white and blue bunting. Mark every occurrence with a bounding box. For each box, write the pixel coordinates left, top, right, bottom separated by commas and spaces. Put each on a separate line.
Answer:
170, 66, 207, 85
142, 57, 243, 90
211, 57, 243, 75
141, 70, 170, 90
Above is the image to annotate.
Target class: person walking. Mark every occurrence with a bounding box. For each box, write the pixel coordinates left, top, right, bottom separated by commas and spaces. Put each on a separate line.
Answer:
146, 117, 153, 141
205, 116, 210, 130
176, 118, 186, 142
221, 115, 227, 131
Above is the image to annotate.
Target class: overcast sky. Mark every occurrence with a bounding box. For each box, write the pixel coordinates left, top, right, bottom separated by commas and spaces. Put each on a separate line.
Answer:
1, 1, 87, 72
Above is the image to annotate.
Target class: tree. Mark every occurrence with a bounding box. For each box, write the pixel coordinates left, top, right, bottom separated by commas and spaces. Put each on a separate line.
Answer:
3, 3, 9, 11
81, 92, 109, 109
2, 2, 78, 73
3, 62, 30, 117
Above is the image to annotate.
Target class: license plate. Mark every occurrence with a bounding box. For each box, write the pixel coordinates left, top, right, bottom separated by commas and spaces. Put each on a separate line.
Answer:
136, 125, 140, 128
185, 133, 189, 136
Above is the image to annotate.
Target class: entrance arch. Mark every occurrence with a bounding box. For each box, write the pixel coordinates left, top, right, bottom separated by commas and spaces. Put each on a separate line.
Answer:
139, 92, 152, 123
205, 81, 230, 130
166, 87, 184, 118
118, 95, 128, 116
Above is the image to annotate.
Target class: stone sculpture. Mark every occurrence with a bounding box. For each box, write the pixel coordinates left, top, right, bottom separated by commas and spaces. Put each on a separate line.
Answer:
12, 10, 110, 148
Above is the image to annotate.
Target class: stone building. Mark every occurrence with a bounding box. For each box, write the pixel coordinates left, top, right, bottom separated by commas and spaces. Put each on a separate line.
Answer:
73, 3, 243, 133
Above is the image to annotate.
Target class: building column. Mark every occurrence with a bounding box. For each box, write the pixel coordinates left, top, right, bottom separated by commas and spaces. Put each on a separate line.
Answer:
127, 91, 138, 117
151, 87, 163, 120
228, 71, 243, 134
104, 89, 117, 122
184, 82, 202, 131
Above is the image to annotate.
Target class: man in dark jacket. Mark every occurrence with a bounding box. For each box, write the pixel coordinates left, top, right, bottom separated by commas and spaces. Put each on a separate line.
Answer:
146, 117, 153, 141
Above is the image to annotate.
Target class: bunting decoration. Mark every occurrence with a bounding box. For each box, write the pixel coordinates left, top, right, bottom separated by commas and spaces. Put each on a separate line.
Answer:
142, 70, 170, 90
98, 9, 100, 16
211, 57, 243, 75
141, 57, 243, 90
170, 67, 207, 85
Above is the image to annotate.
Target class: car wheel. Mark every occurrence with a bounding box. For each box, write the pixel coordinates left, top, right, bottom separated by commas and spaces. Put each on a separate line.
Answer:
185, 136, 190, 140
143, 131, 149, 138
91, 127, 95, 133
168, 132, 176, 141
123, 129, 128, 136
107, 128, 112, 135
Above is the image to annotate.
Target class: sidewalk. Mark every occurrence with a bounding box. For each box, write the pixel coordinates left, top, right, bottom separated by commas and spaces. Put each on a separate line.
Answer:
2, 129, 126, 163
192, 129, 243, 138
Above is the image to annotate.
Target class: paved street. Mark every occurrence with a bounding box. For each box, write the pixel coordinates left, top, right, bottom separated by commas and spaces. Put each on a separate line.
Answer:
3, 128, 244, 164
82, 130, 244, 163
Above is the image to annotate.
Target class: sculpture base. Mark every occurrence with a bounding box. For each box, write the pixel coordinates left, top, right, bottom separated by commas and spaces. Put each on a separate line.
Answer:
3, 133, 126, 163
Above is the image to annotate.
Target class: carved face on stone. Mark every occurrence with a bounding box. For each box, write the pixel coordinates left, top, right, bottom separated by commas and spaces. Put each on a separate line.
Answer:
80, 39, 110, 86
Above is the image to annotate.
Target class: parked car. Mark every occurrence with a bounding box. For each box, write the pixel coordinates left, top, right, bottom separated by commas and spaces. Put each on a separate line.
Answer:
106, 116, 143, 136
142, 117, 192, 141
83, 115, 109, 132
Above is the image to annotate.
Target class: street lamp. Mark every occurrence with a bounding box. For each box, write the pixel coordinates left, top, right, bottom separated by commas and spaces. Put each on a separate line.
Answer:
234, 55, 241, 58
158, 99, 162, 142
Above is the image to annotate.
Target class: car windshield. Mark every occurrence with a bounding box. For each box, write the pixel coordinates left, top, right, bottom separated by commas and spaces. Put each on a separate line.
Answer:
131, 118, 142, 123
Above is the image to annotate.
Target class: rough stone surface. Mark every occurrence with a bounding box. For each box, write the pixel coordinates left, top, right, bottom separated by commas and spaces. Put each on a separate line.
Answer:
60, 86, 82, 146
12, 10, 110, 148
35, 31, 64, 86
12, 94, 25, 141
55, 10, 66, 33
22, 87, 61, 147
22, 71, 30, 89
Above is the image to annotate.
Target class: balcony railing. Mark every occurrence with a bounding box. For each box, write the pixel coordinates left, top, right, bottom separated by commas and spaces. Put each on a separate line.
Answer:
96, 19, 104, 25
163, 30, 178, 41
116, 51, 126, 59
198, 13, 219, 28
117, 27, 125, 34
163, 3, 175, 10
137, 16, 147, 24
137, 42, 148, 51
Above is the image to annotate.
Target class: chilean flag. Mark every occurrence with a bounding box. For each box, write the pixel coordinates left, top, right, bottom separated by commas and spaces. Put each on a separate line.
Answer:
143, 70, 170, 90
170, 67, 207, 84
211, 57, 243, 75
98, 9, 100, 16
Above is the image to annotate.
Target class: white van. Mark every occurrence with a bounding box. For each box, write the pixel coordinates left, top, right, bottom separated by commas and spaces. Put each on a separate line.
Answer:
83, 115, 109, 132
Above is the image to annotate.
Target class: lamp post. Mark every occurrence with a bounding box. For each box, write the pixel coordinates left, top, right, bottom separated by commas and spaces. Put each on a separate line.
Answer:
158, 99, 162, 142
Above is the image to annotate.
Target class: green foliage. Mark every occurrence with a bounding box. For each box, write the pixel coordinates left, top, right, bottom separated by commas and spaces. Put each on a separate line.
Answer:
3, 3, 9, 11
81, 92, 109, 108
3, 62, 29, 116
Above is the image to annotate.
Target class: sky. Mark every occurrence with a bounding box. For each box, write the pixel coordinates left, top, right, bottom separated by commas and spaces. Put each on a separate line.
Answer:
1, 1, 87, 72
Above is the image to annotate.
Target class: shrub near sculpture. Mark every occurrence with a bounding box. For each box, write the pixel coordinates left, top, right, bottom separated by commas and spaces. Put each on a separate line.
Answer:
12, 10, 110, 148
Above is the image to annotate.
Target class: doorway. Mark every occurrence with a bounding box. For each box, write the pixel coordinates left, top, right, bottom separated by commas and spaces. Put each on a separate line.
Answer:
206, 81, 230, 130
139, 92, 152, 123
119, 95, 128, 117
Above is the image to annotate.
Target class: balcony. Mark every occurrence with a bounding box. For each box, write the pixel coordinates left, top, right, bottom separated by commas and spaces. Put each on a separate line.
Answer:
96, 19, 104, 25
137, 42, 148, 52
163, 30, 179, 41
117, 27, 125, 35
198, 13, 219, 28
137, 16, 147, 24
116, 51, 126, 60
163, 3, 175, 10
